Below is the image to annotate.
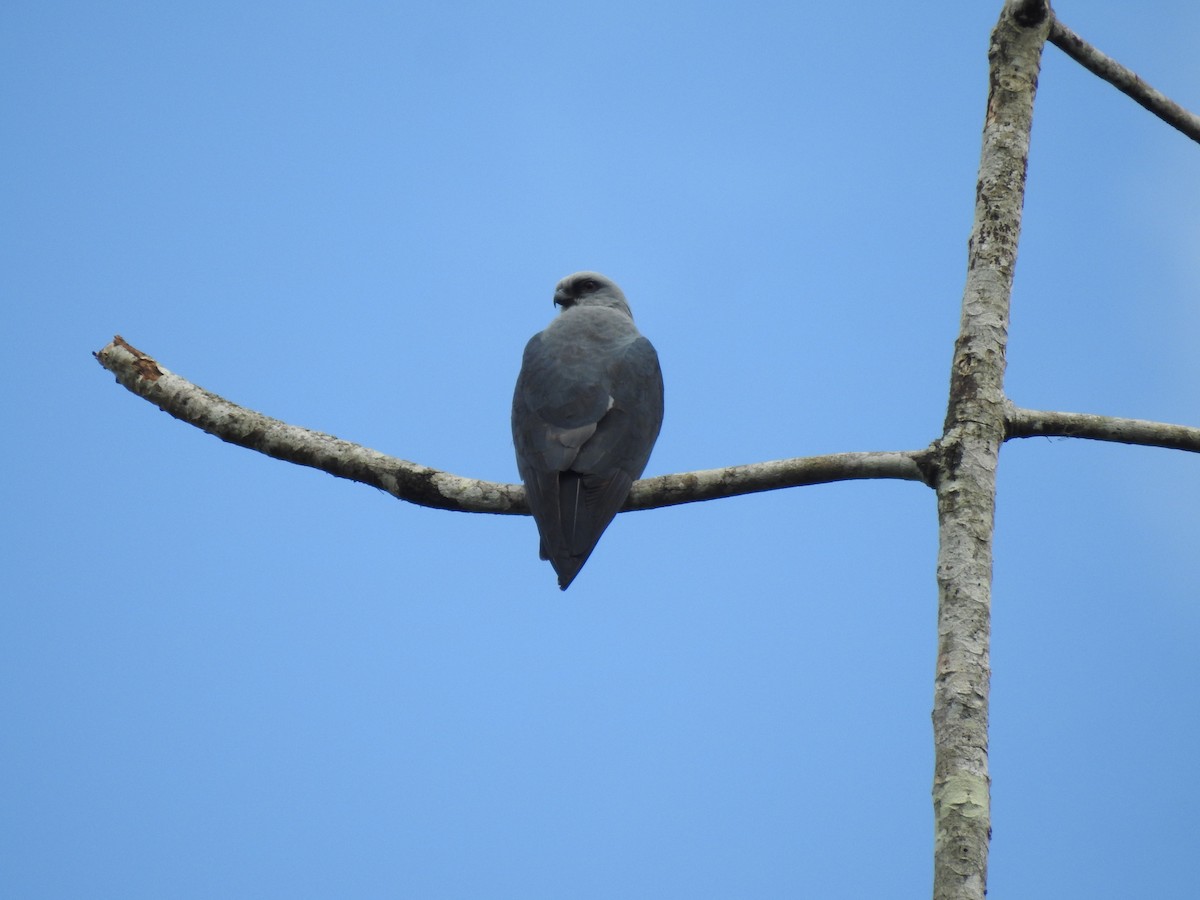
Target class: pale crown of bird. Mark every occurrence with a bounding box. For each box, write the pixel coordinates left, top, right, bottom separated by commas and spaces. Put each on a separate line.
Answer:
553, 271, 634, 318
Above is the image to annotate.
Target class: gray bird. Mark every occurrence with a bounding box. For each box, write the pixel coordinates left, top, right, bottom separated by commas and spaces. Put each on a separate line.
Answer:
512, 272, 664, 590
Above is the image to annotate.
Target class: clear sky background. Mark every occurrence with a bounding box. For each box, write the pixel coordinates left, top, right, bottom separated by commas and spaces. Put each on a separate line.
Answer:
3, 2, 1199, 897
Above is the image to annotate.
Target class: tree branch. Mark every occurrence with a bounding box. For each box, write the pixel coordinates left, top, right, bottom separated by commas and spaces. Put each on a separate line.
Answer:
94, 336, 933, 516
1006, 404, 1200, 453
932, 3, 1049, 898
629, 450, 932, 509
94, 337, 525, 513
1048, 16, 1200, 144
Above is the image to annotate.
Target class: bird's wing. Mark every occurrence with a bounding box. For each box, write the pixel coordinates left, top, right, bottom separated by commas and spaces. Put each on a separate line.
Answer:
512, 332, 611, 579
513, 328, 664, 589
547, 336, 663, 583
574, 335, 664, 480
512, 331, 612, 470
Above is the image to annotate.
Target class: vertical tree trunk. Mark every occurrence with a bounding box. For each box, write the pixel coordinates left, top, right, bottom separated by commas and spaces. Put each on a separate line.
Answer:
932, 3, 1050, 898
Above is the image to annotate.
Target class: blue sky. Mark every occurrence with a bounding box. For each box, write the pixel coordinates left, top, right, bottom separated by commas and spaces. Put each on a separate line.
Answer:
3, 2, 1199, 897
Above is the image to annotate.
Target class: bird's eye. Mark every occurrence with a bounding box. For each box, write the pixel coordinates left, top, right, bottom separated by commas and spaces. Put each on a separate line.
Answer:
580, 279, 598, 292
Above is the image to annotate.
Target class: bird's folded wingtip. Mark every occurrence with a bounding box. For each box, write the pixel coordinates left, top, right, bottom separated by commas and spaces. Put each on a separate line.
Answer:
554, 559, 584, 590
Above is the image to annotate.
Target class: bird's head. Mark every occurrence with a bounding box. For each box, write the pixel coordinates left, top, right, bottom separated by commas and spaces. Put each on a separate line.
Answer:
553, 271, 632, 317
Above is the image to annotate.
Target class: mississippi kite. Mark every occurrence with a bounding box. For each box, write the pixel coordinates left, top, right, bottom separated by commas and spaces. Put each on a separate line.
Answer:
512, 272, 664, 590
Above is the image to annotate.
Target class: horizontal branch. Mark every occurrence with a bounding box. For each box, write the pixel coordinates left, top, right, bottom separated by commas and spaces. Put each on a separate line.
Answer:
1048, 16, 1200, 144
1006, 403, 1200, 453
94, 336, 934, 516
627, 449, 932, 510
94, 337, 525, 513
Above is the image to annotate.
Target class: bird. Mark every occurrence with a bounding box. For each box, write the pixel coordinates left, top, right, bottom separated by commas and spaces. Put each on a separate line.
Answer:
512, 272, 664, 590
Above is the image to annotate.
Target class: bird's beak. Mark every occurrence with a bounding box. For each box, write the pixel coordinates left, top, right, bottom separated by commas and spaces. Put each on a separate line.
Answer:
553, 290, 570, 308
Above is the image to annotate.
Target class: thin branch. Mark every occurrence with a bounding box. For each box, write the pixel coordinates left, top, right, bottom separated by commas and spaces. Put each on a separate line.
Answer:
628, 450, 931, 510
94, 337, 525, 514
1049, 16, 1200, 144
94, 336, 933, 517
1006, 404, 1200, 453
